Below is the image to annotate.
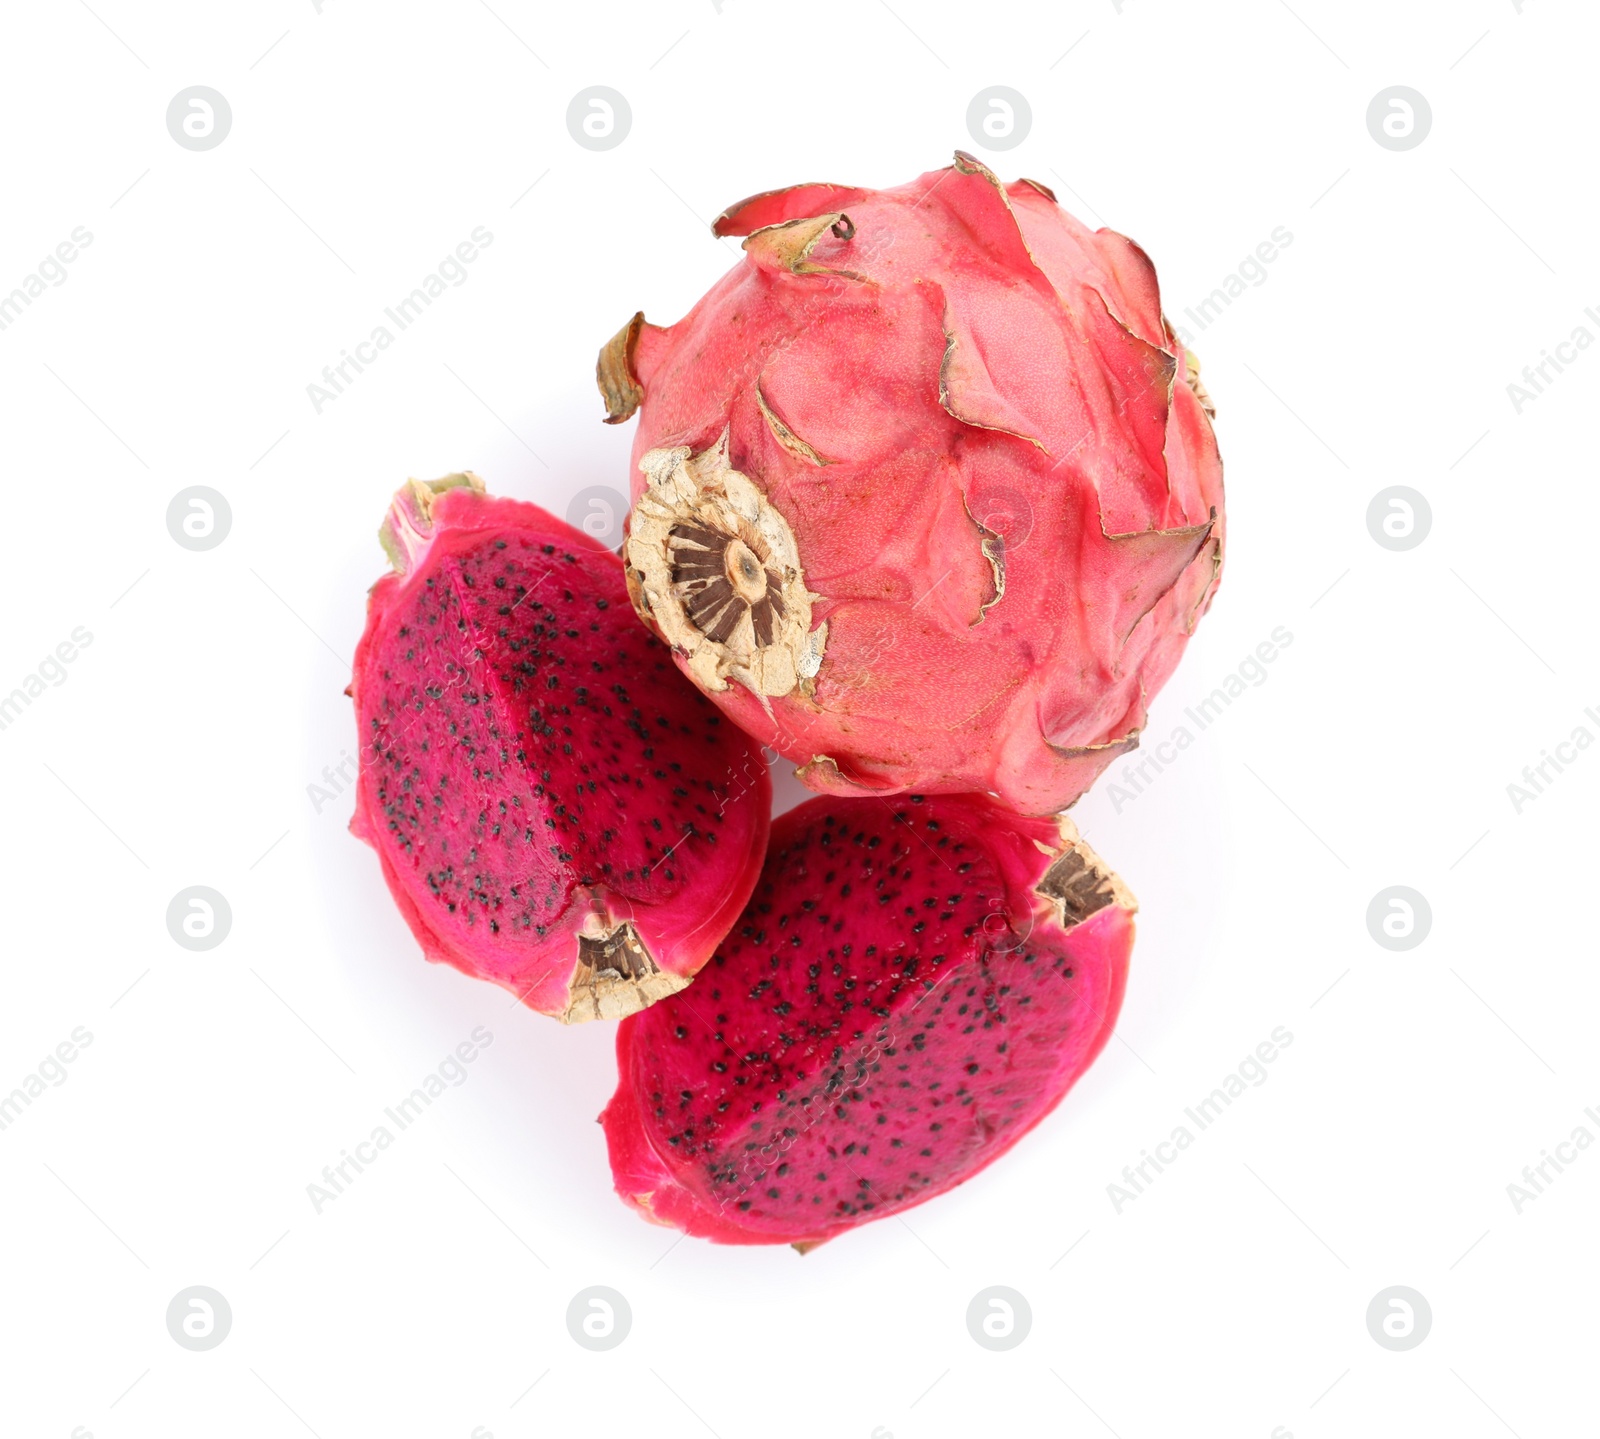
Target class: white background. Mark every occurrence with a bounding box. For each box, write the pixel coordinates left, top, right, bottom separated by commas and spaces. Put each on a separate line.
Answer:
1, 1, 1594, 1436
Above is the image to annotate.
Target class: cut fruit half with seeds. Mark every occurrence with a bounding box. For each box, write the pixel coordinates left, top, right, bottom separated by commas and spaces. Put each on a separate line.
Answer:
349, 473, 771, 1023
600, 793, 1135, 1245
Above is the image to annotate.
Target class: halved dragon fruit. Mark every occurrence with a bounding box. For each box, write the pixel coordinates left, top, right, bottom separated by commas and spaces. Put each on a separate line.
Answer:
600, 151, 1224, 817
349, 474, 770, 1022
600, 792, 1134, 1246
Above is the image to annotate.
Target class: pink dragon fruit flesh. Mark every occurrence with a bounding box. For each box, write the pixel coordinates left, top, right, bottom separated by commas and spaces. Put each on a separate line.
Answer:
349, 474, 771, 1022
600, 792, 1135, 1247
600, 152, 1224, 816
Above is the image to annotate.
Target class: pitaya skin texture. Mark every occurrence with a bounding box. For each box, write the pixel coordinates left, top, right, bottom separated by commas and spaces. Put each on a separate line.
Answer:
601, 152, 1224, 817
599, 792, 1134, 1247
349, 474, 771, 1023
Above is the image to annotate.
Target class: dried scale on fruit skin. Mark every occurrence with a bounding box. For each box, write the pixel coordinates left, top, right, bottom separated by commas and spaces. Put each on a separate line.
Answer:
600, 793, 1135, 1247
349, 474, 770, 1023
602, 152, 1225, 817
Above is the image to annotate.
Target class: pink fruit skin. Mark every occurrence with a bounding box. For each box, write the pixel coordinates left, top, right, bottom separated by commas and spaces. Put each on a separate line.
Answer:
350, 482, 771, 1022
600, 793, 1133, 1247
609, 153, 1224, 816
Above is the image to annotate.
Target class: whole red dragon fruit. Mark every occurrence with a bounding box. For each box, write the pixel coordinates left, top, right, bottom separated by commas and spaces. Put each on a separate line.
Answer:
349, 474, 770, 1022
599, 152, 1223, 816
600, 793, 1134, 1247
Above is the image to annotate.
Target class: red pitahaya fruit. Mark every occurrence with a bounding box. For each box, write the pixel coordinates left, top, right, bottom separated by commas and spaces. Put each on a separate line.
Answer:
599, 792, 1134, 1247
599, 152, 1224, 816
349, 474, 771, 1022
